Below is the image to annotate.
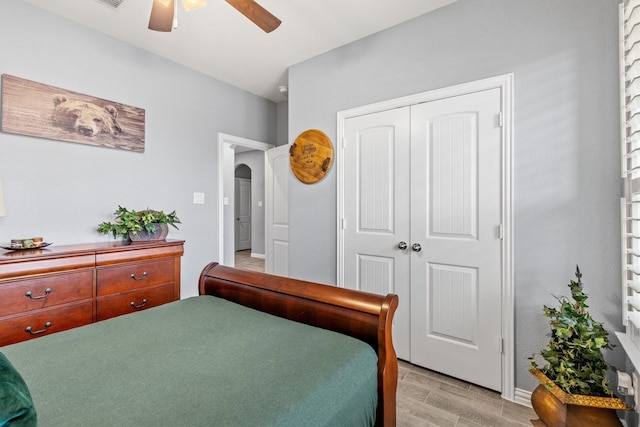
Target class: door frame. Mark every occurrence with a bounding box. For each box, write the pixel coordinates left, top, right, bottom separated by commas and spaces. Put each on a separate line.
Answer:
336, 74, 514, 400
217, 133, 274, 266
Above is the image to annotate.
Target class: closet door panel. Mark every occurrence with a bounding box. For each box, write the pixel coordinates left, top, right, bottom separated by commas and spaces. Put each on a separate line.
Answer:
343, 107, 411, 360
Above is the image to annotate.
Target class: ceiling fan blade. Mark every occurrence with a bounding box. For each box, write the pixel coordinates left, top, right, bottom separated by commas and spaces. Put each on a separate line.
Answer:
149, 0, 175, 32
225, 0, 281, 33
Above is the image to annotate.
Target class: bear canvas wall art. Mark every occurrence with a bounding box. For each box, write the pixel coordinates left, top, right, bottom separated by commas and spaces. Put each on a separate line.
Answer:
1, 74, 145, 152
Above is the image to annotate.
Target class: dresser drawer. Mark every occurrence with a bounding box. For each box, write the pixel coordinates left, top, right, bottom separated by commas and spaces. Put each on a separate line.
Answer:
0, 240, 183, 343
96, 284, 175, 321
0, 301, 93, 346
0, 270, 93, 317
97, 259, 174, 296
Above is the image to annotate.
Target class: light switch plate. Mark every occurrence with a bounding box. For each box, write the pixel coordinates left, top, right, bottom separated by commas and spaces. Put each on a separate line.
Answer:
193, 192, 205, 204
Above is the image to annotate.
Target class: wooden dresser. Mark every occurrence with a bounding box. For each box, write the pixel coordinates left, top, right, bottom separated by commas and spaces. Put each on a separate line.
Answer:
0, 240, 184, 346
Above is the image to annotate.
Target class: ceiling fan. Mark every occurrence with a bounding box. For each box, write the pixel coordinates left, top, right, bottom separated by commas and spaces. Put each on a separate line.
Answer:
148, 0, 281, 33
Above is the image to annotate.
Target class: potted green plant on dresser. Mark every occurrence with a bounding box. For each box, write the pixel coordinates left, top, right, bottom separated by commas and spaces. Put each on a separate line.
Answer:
528, 266, 630, 426
97, 206, 180, 241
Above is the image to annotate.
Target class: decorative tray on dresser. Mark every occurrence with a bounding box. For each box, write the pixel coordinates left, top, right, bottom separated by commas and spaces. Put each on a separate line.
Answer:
0, 239, 184, 346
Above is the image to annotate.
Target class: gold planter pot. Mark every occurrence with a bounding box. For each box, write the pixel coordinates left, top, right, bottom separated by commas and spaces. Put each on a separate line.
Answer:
529, 368, 631, 427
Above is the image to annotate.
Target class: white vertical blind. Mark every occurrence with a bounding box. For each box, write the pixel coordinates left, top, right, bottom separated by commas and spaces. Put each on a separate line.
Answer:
622, 0, 640, 347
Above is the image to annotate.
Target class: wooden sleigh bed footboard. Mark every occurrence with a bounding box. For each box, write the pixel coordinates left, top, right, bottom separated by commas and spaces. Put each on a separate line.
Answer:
198, 262, 399, 427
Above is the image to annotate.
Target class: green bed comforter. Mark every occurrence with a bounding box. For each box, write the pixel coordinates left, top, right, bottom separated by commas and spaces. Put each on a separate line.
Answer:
1, 296, 378, 426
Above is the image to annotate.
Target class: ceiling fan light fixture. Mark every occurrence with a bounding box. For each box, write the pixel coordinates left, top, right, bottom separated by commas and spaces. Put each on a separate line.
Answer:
149, 0, 175, 32
182, 0, 206, 11
148, 0, 280, 34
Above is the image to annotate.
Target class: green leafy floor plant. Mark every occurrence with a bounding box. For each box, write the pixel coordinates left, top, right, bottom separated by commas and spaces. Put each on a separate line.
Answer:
527, 267, 631, 426
529, 265, 615, 397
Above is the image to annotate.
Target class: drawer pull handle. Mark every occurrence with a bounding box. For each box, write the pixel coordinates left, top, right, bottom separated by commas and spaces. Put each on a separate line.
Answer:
25, 322, 52, 335
25, 288, 52, 299
130, 298, 148, 309
130, 272, 148, 281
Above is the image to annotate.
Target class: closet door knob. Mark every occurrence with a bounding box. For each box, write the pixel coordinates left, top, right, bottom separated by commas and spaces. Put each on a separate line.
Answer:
412, 243, 422, 252
398, 241, 408, 250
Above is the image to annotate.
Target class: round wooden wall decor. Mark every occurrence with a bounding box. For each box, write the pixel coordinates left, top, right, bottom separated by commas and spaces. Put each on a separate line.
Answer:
289, 129, 333, 184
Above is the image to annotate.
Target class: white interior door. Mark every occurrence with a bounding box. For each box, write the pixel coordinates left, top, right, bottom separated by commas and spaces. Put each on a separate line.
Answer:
343, 107, 412, 360
265, 145, 290, 276
409, 88, 503, 391
235, 177, 252, 251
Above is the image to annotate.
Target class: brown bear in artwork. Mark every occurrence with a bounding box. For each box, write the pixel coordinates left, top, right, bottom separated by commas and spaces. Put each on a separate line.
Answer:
51, 94, 122, 137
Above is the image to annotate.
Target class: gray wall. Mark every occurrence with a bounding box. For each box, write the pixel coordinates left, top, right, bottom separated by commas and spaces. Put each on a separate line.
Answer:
0, 0, 276, 298
276, 101, 289, 146
288, 0, 622, 393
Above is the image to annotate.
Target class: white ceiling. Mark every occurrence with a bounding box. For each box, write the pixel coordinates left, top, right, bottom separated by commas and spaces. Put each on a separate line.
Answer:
20, 0, 458, 102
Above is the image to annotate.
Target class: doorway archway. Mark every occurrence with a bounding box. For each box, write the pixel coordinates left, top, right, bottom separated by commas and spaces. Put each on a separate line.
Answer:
217, 133, 274, 266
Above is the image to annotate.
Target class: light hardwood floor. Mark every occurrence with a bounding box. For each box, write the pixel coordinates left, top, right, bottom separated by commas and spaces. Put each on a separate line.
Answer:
397, 361, 535, 426
234, 250, 536, 426
234, 249, 266, 272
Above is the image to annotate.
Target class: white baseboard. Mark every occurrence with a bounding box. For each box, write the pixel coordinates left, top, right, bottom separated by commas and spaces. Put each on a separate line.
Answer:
251, 253, 265, 259
514, 387, 532, 408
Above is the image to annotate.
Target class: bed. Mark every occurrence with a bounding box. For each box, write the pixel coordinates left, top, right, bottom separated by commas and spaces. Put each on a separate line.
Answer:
0, 262, 399, 426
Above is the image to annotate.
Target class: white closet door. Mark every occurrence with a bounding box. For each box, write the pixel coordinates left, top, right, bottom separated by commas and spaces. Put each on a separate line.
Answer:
343, 107, 412, 360
410, 88, 503, 391
341, 86, 504, 391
